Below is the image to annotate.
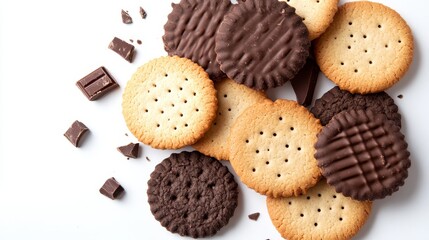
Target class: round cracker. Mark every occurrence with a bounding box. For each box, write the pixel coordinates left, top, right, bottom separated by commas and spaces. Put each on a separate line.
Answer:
315, 1, 413, 94
267, 180, 372, 240
229, 99, 321, 198
192, 78, 267, 161
280, 0, 339, 40
122, 56, 217, 149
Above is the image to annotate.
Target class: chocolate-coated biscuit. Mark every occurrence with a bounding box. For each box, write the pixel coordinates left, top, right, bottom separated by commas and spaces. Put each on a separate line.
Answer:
315, 109, 411, 201
147, 151, 238, 238
311, 86, 401, 127
163, 0, 231, 81
216, 0, 310, 90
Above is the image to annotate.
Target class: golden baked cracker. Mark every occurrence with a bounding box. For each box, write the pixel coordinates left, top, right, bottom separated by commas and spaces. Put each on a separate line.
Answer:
229, 99, 321, 198
122, 56, 217, 149
281, 0, 339, 40
192, 79, 266, 160
267, 180, 372, 240
315, 1, 413, 94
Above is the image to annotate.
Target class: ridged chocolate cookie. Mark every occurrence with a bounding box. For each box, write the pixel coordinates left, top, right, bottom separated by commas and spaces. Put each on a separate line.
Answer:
163, 0, 231, 81
216, 0, 310, 90
315, 109, 411, 201
311, 86, 401, 127
147, 151, 238, 238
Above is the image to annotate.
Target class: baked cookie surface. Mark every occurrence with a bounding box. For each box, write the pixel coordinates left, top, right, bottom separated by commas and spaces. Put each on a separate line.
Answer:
122, 56, 217, 149
192, 78, 267, 161
229, 99, 321, 198
315, 1, 413, 94
267, 180, 372, 240
280, 0, 339, 40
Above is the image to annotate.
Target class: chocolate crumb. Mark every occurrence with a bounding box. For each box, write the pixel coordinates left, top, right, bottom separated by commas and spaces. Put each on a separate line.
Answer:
99, 177, 125, 200
397, 94, 403, 99
248, 212, 260, 221
64, 120, 89, 147
125, 133, 128, 136
137, 39, 142, 45
129, 39, 133, 43
139, 7, 147, 19
121, 9, 133, 24
145, 156, 151, 162
117, 143, 139, 158
108, 37, 135, 62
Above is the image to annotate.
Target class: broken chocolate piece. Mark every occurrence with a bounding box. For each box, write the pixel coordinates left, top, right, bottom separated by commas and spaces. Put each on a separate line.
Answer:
139, 7, 147, 19
108, 37, 135, 63
64, 120, 89, 147
99, 177, 125, 200
117, 142, 139, 158
121, 9, 133, 24
290, 52, 319, 106
76, 67, 119, 101
248, 212, 260, 221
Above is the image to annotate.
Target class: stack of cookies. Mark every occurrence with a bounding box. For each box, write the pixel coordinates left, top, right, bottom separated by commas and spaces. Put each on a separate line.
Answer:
121, 0, 413, 239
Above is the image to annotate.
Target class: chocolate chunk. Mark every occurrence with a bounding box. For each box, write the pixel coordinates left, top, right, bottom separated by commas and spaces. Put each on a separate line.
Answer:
147, 151, 238, 238
108, 37, 135, 63
163, 0, 231, 81
64, 120, 89, 147
140, 7, 147, 19
99, 177, 125, 200
315, 109, 411, 201
215, 0, 310, 90
117, 142, 139, 159
290, 52, 319, 106
76, 66, 119, 101
311, 86, 402, 128
121, 9, 133, 24
248, 212, 260, 221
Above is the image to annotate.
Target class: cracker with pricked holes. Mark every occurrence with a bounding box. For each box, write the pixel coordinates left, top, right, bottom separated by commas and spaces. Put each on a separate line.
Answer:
267, 180, 372, 240
192, 79, 267, 161
315, 1, 413, 94
280, 0, 339, 40
229, 99, 321, 198
122, 56, 217, 149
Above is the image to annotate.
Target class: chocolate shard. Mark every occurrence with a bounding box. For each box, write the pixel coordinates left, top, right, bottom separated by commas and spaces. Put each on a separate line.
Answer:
99, 177, 125, 200
108, 37, 135, 63
64, 120, 89, 147
290, 53, 320, 106
117, 142, 139, 159
121, 9, 133, 24
139, 7, 147, 19
76, 66, 119, 101
248, 212, 260, 221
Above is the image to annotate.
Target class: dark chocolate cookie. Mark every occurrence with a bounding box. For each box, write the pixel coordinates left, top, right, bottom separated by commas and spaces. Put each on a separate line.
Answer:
163, 0, 231, 81
147, 151, 238, 238
315, 109, 411, 201
215, 0, 310, 90
311, 86, 402, 127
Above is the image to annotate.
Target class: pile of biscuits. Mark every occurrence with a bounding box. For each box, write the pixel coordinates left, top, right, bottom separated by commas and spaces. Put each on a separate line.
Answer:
121, 0, 413, 239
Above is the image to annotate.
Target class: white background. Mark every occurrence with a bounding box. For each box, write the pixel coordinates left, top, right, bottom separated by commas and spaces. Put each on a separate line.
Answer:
0, 0, 427, 239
